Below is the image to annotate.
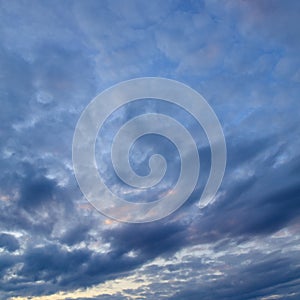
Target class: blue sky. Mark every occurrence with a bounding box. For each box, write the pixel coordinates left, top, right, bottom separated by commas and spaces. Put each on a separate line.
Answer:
0, 0, 300, 299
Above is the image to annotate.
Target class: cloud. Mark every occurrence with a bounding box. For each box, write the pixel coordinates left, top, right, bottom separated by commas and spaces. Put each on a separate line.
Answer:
0, 0, 300, 299
102, 220, 187, 259
0, 234, 19, 252
0, 253, 18, 280
18, 176, 58, 210
60, 223, 92, 247
172, 253, 300, 300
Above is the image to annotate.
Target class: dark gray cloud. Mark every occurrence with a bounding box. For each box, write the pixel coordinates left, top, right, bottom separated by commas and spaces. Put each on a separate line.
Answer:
0, 254, 18, 279
0, 164, 75, 237
60, 223, 92, 247
173, 254, 300, 300
102, 221, 187, 259
0, 234, 19, 253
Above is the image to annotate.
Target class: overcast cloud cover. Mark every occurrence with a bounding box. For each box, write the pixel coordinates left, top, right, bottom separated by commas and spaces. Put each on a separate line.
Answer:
0, 0, 300, 299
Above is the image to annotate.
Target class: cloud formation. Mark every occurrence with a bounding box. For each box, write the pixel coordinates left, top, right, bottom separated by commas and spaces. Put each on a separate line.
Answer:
0, 0, 300, 299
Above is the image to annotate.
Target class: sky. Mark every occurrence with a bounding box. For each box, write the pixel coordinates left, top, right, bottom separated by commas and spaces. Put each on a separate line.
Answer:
0, 0, 300, 299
